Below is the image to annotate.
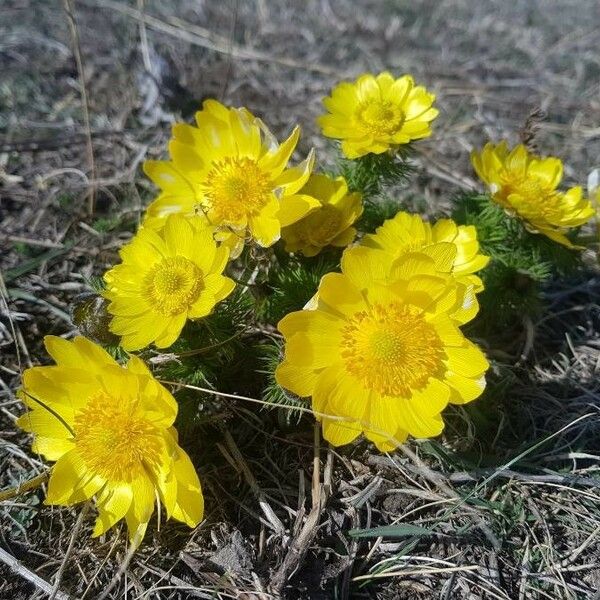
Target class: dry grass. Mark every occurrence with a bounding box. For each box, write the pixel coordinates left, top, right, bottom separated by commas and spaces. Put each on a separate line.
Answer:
1, 0, 600, 598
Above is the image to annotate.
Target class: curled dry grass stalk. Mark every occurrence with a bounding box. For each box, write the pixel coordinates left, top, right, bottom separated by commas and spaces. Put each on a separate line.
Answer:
2, 0, 600, 598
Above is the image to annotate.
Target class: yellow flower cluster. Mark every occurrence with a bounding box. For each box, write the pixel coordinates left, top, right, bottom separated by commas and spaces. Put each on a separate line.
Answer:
104, 99, 368, 352
276, 211, 490, 451
15, 69, 596, 554
471, 142, 594, 247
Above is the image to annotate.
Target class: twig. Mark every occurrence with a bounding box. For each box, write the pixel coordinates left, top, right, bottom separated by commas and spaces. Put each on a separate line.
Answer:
62, 0, 96, 215
96, 539, 137, 600
448, 468, 600, 489
0, 546, 70, 600
269, 422, 331, 595
0, 470, 49, 502
136, 0, 152, 72
219, 0, 239, 101
49, 502, 91, 600
352, 564, 480, 581
517, 315, 536, 365
80, 525, 123, 599
222, 429, 285, 534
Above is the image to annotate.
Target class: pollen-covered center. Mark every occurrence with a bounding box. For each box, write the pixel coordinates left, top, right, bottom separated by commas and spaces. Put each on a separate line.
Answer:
75, 392, 163, 482
142, 256, 203, 316
356, 100, 404, 136
202, 157, 272, 224
499, 170, 562, 220
308, 204, 343, 243
341, 302, 445, 397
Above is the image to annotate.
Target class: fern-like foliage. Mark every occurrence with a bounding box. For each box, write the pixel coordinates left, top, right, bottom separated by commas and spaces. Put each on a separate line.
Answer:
453, 191, 581, 330
261, 253, 339, 323
338, 148, 414, 198
258, 342, 308, 426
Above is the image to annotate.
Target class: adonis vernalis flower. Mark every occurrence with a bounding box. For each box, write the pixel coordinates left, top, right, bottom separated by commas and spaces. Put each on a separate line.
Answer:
281, 173, 363, 256
16, 336, 203, 547
143, 99, 319, 257
276, 247, 489, 451
361, 211, 489, 297
471, 142, 594, 248
317, 72, 438, 159
104, 214, 234, 351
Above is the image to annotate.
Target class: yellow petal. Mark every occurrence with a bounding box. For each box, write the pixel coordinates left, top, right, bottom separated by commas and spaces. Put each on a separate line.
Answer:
170, 447, 204, 527
154, 312, 187, 348
46, 450, 103, 505
277, 194, 320, 227
317, 272, 367, 316
258, 126, 300, 176
447, 372, 486, 404
31, 436, 75, 461
249, 214, 280, 247
341, 246, 393, 289
312, 364, 369, 423
445, 343, 489, 378
93, 483, 134, 537
124, 475, 156, 544
321, 418, 362, 447
163, 214, 194, 257
275, 361, 320, 398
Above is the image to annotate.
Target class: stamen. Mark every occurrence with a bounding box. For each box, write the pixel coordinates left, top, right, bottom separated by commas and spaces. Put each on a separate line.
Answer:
341, 302, 445, 397
356, 100, 404, 136
142, 256, 203, 316
202, 157, 272, 224
75, 393, 163, 482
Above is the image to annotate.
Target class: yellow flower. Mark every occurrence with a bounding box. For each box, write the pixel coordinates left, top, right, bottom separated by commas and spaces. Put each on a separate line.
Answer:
104, 214, 235, 351
317, 72, 438, 159
275, 248, 489, 451
143, 99, 319, 257
361, 211, 489, 295
16, 336, 203, 547
471, 142, 594, 248
281, 174, 363, 256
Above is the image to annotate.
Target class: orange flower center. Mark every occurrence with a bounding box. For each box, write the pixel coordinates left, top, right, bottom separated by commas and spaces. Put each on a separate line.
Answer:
74, 392, 164, 482
356, 99, 404, 136
142, 256, 203, 316
202, 157, 272, 225
341, 302, 445, 397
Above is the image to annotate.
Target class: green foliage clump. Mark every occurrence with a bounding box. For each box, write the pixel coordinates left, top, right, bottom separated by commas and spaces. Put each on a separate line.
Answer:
261, 252, 339, 324
452, 191, 581, 329
338, 148, 414, 198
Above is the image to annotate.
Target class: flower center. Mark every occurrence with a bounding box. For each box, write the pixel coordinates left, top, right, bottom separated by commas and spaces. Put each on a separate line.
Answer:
341, 302, 445, 397
356, 100, 404, 136
309, 205, 343, 243
201, 157, 272, 224
142, 256, 203, 316
499, 171, 562, 219
74, 392, 163, 482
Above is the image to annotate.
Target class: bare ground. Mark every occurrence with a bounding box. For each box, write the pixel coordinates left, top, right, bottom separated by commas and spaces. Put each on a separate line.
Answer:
1, 1, 600, 598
